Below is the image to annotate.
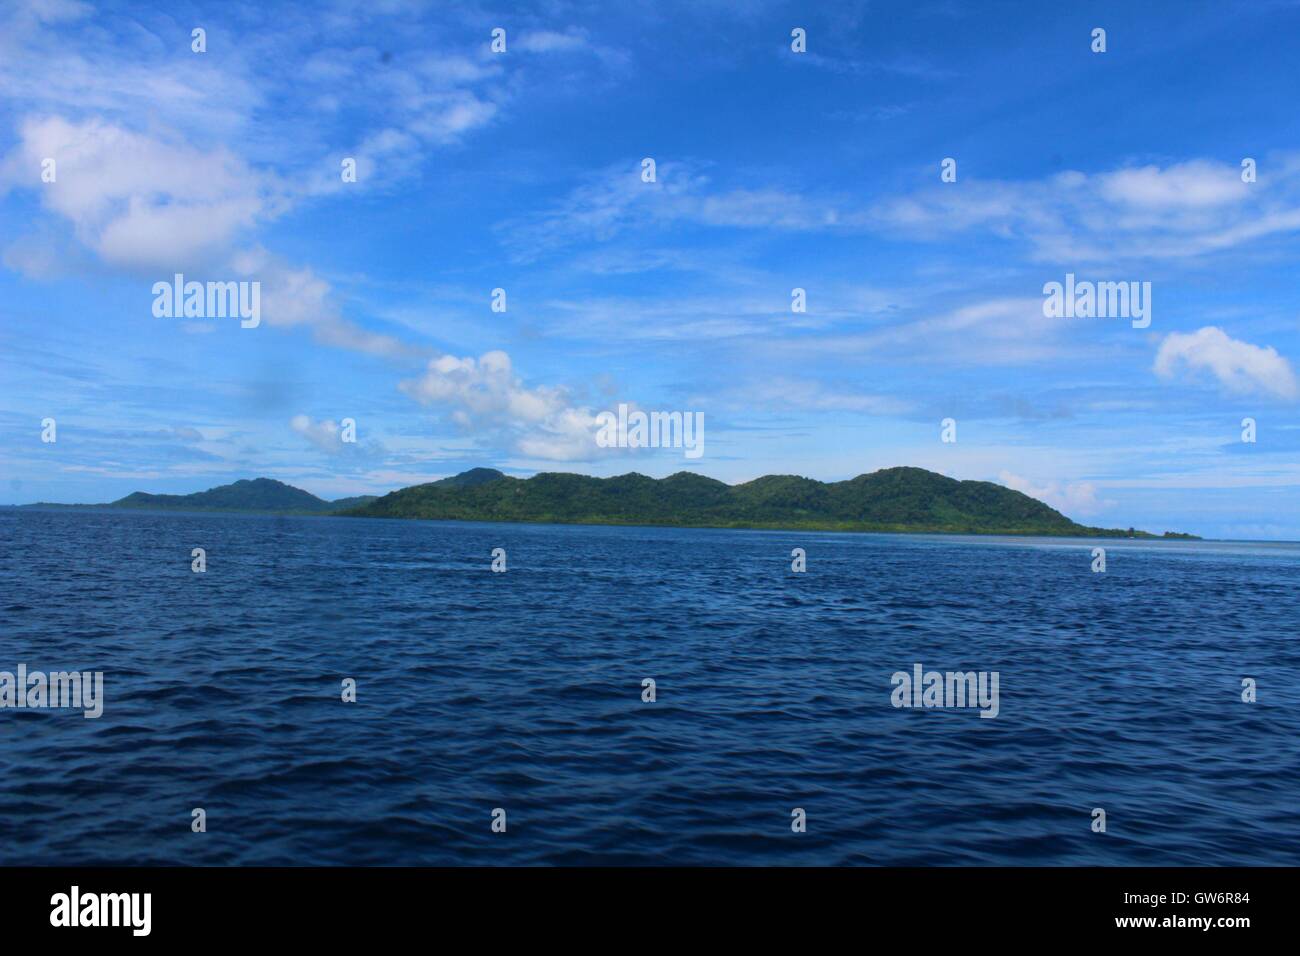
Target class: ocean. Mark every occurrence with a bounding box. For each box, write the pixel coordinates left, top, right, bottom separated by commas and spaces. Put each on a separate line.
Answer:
1, 509, 1297, 865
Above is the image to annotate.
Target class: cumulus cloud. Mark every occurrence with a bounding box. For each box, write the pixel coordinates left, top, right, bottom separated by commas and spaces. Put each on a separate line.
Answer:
998, 471, 1112, 518
1154, 326, 1298, 400
400, 350, 602, 460
0, 117, 278, 272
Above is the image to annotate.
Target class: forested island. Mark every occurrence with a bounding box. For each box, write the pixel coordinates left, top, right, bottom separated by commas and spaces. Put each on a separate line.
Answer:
15, 467, 1199, 538
346, 467, 1197, 538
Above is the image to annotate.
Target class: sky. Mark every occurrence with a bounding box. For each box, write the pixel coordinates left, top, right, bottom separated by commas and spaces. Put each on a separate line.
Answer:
2, 0, 1299, 539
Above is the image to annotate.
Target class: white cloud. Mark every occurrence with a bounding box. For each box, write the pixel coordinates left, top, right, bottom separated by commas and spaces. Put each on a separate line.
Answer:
0, 6, 514, 360
1, 117, 277, 272
11, 0, 91, 26
291, 415, 343, 453
998, 470, 1113, 518
517, 29, 588, 53
400, 350, 601, 460
513, 26, 629, 68
772, 296, 1068, 366
0, 4, 263, 141
230, 249, 421, 360
498, 161, 843, 260
0, 118, 420, 359
501, 155, 1300, 267
870, 157, 1300, 262
1154, 326, 1298, 400
1097, 161, 1250, 209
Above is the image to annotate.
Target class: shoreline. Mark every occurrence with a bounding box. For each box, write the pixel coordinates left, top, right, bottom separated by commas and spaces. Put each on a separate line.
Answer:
5, 503, 1203, 540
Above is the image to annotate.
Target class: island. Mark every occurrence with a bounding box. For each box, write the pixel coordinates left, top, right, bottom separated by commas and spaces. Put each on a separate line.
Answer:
19, 477, 374, 515
13, 467, 1199, 538
343, 467, 1198, 538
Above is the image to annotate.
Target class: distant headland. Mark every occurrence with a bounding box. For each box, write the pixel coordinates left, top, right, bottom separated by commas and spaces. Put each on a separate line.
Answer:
14, 467, 1200, 539
16, 477, 375, 516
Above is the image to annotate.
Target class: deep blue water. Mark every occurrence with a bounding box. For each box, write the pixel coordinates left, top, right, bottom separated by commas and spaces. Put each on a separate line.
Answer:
1, 509, 1297, 866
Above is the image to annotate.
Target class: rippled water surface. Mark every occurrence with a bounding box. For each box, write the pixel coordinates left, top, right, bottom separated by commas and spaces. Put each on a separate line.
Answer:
1, 509, 1297, 865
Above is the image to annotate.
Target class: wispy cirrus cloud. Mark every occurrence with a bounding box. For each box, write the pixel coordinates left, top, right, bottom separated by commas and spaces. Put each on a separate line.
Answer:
767, 296, 1071, 367
496, 160, 848, 261
870, 157, 1300, 263
499, 155, 1300, 270
718, 377, 913, 417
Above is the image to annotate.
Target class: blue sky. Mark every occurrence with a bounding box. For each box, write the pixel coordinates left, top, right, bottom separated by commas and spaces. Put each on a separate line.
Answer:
2, 0, 1300, 539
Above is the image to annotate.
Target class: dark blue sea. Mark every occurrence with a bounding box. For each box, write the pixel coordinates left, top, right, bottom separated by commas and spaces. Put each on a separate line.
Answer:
1, 509, 1297, 866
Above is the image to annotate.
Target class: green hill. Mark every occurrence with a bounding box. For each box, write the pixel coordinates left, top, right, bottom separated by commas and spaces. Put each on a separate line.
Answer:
344, 466, 1195, 538
108, 478, 374, 514
20, 467, 1196, 537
